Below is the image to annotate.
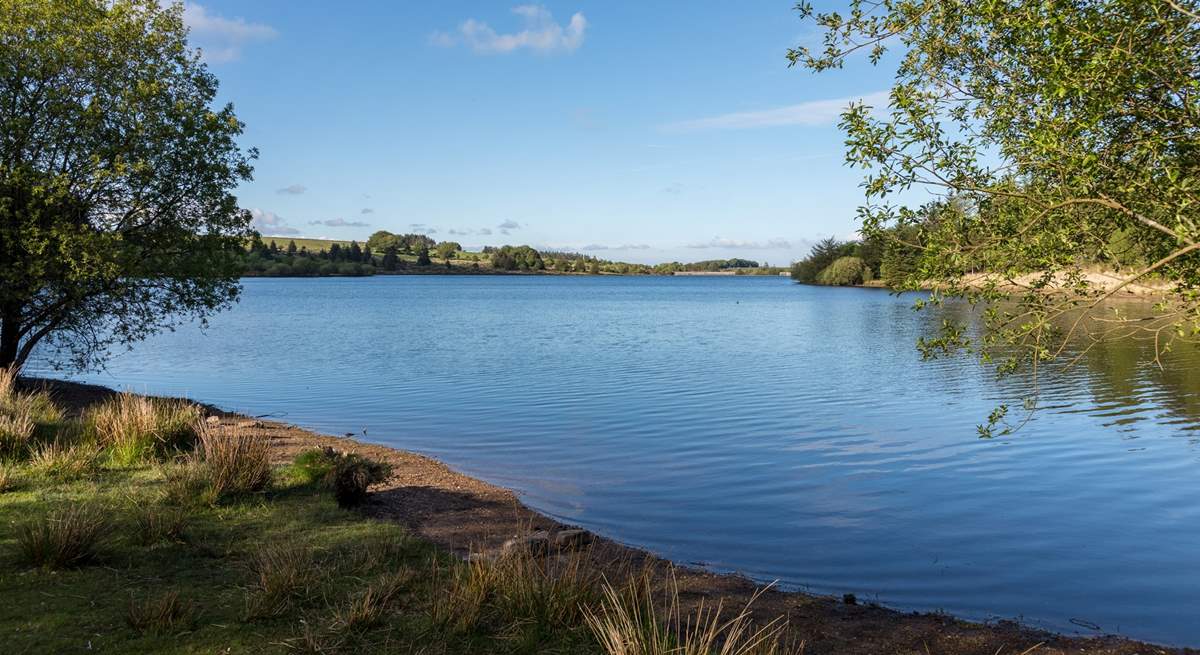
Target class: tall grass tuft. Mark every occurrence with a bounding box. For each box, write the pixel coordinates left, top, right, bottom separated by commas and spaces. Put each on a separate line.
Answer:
329, 571, 411, 633
585, 571, 795, 655
0, 369, 65, 456
17, 504, 111, 569
126, 590, 197, 634
431, 545, 601, 641
0, 464, 16, 493
199, 424, 271, 500
292, 447, 391, 508
244, 542, 319, 619
29, 438, 99, 481
88, 393, 201, 466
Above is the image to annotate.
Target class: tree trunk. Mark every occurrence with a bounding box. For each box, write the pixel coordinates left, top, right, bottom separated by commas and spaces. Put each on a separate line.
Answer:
0, 309, 21, 372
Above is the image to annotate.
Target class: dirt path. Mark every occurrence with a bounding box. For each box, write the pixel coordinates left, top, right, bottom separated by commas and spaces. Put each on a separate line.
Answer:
31, 377, 1191, 655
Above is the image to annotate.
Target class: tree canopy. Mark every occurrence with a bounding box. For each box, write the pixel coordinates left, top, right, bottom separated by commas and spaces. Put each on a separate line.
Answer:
0, 0, 255, 372
795, 0, 1200, 434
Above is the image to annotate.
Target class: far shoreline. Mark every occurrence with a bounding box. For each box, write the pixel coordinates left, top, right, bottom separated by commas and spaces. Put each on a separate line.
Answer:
21, 374, 1192, 655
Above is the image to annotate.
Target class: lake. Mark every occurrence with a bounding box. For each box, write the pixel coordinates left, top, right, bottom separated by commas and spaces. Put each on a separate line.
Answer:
29, 275, 1200, 645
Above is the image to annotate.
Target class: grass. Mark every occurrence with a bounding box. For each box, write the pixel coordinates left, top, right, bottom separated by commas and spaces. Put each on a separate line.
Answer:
262, 236, 352, 252
0, 383, 805, 654
87, 393, 200, 466
16, 503, 112, 569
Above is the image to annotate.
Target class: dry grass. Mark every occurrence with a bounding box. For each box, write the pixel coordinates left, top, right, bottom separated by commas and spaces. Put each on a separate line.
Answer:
0, 370, 64, 457
432, 544, 602, 641
244, 542, 320, 619
199, 425, 271, 500
17, 503, 111, 569
586, 570, 798, 655
88, 393, 200, 466
29, 438, 99, 480
0, 464, 15, 493
126, 590, 197, 635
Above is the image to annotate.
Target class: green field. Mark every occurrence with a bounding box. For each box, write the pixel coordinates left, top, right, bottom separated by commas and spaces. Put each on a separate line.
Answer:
261, 236, 354, 252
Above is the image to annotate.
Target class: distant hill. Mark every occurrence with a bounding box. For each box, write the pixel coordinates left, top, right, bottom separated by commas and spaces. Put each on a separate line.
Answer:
260, 236, 353, 252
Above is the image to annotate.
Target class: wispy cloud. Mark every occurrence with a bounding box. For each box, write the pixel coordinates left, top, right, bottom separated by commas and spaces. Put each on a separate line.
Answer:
661, 182, 684, 195
249, 208, 300, 236
686, 237, 792, 250
662, 91, 889, 132
360, 208, 374, 215
309, 218, 370, 228
181, 2, 277, 63
409, 223, 438, 235
275, 184, 306, 195
497, 219, 521, 235
478, 228, 494, 236
431, 5, 586, 55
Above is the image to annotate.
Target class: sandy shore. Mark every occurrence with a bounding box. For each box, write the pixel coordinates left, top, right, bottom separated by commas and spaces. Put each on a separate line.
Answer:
30, 377, 1191, 655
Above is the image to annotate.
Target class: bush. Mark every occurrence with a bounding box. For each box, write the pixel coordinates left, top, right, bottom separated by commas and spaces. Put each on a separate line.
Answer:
816, 256, 867, 286
292, 448, 391, 508
0, 371, 66, 457
87, 393, 201, 466
17, 504, 111, 569
199, 426, 271, 501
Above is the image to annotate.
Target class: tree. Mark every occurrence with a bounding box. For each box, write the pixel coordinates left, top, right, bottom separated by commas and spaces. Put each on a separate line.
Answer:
794, 0, 1200, 435
287, 240, 298, 255
0, 0, 255, 372
380, 246, 399, 271
348, 241, 363, 262
435, 241, 461, 261
416, 246, 432, 266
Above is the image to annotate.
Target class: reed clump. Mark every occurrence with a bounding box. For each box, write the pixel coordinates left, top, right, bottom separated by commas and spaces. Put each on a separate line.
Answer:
87, 393, 201, 466
17, 503, 111, 569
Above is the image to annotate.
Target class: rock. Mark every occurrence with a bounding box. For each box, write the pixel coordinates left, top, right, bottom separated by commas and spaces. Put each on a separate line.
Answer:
236, 420, 264, 429
204, 416, 220, 425
553, 529, 593, 550
502, 531, 550, 557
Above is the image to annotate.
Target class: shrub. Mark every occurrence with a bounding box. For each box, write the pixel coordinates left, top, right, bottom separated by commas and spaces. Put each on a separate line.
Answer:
0, 465, 16, 493
126, 590, 196, 634
0, 373, 66, 457
329, 454, 391, 508
87, 393, 201, 466
17, 504, 111, 569
199, 425, 271, 500
816, 256, 867, 286
160, 460, 212, 507
292, 448, 391, 508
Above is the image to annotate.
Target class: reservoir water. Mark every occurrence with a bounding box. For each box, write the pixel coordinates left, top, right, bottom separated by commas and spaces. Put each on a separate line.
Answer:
29, 275, 1200, 645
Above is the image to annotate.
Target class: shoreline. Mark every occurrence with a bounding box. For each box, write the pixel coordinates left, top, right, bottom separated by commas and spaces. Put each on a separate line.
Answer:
27, 376, 1192, 655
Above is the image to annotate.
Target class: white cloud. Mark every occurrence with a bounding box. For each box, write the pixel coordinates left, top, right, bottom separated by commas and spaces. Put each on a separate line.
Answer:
275, 184, 306, 195
432, 5, 586, 55
686, 237, 793, 250
181, 2, 277, 63
662, 91, 890, 132
497, 219, 522, 235
249, 208, 300, 236
309, 218, 370, 228
409, 223, 438, 235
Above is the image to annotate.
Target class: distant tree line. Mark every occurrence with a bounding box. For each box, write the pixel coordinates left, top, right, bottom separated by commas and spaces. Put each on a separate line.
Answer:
244, 235, 376, 277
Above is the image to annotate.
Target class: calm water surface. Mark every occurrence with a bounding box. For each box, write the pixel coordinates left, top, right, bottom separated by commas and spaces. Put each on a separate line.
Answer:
30, 276, 1200, 644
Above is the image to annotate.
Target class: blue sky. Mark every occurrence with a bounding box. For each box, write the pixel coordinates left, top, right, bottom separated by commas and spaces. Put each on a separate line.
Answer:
183, 1, 901, 265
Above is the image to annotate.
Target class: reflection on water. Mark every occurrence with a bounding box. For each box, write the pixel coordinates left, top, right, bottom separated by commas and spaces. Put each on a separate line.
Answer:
28, 276, 1200, 645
